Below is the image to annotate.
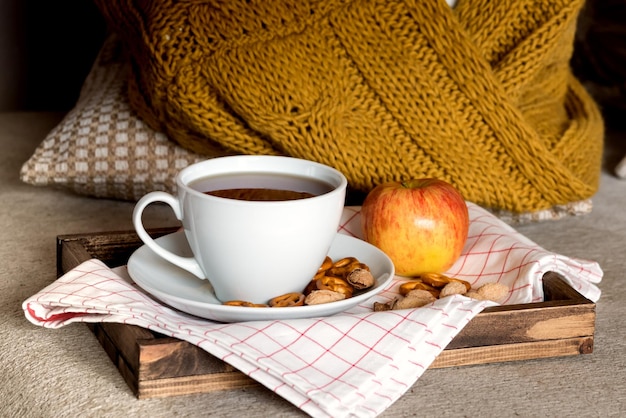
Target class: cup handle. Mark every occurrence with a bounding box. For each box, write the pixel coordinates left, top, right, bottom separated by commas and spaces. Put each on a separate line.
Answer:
132, 191, 205, 279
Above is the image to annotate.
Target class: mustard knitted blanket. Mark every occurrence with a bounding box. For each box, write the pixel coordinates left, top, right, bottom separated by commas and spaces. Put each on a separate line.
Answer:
94, 0, 603, 213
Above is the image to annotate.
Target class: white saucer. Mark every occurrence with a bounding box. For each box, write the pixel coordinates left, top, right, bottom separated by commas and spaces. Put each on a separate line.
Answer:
127, 230, 394, 323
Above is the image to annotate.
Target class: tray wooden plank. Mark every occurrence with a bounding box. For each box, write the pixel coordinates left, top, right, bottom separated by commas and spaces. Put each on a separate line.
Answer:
57, 229, 596, 399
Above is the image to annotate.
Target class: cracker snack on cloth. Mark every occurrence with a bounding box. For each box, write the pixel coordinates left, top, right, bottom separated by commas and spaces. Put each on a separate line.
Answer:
93, 0, 604, 213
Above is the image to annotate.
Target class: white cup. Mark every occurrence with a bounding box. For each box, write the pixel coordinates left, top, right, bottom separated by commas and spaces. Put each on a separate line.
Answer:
132, 155, 347, 304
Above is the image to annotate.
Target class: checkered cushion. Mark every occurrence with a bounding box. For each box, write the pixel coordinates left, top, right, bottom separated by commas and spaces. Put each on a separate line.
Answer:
19, 35, 209, 201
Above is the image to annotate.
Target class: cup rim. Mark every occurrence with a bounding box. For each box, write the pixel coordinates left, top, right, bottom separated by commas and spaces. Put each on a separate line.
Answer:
175, 155, 348, 204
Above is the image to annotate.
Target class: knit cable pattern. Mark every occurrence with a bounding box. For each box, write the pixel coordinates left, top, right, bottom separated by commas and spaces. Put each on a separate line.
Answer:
94, 0, 604, 213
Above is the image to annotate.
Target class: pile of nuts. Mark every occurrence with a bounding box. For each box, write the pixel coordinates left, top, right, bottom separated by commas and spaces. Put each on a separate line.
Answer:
374, 272, 510, 311
223, 265, 510, 310
223, 256, 376, 307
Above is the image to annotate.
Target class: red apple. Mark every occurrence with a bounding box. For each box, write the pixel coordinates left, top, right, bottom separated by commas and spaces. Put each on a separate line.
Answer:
360, 178, 469, 277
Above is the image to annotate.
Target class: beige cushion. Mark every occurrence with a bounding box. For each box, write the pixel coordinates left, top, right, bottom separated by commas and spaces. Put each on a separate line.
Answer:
19, 35, 208, 201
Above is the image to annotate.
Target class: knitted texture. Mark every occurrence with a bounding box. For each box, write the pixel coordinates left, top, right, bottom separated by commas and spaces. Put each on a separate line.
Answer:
93, 0, 604, 213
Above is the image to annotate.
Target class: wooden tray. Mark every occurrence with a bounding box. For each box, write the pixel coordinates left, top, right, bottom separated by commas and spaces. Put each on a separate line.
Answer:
57, 228, 596, 399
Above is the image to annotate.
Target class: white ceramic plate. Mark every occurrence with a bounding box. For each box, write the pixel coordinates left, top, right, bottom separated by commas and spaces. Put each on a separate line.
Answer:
127, 230, 394, 322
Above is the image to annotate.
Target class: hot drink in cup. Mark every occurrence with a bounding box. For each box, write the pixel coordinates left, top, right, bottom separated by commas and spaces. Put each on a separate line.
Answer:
133, 156, 347, 305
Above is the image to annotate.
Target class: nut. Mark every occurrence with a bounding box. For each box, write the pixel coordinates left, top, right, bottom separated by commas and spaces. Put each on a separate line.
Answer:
373, 301, 394, 311
346, 268, 375, 289
465, 290, 483, 300
465, 283, 510, 302
305, 289, 346, 305
222, 255, 373, 308
450, 278, 472, 292
476, 282, 509, 302
439, 280, 468, 298
394, 289, 436, 309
